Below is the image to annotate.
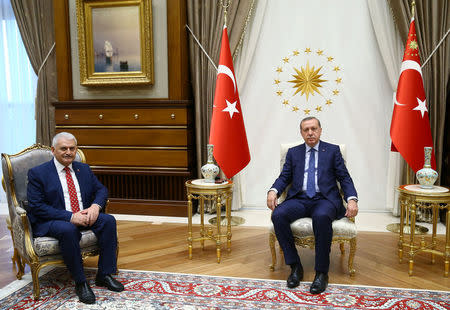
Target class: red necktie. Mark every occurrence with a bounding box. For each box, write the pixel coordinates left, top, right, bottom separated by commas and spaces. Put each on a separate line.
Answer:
64, 167, 80, 213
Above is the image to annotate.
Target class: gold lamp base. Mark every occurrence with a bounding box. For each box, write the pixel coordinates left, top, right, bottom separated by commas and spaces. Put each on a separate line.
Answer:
208, 216, 245, 226
386, 223, 429, 235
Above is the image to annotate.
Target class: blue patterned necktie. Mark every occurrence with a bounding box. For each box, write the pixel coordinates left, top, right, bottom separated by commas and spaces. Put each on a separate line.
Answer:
306, 148, 316, 198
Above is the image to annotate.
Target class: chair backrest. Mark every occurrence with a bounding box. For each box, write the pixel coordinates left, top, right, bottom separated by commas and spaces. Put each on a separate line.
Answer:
1, 144, 85, 222
278, 142, 346, 203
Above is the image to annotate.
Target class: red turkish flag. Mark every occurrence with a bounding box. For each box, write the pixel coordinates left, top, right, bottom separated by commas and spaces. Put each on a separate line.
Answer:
390, 18, 435, 173
209, 26, 250, 178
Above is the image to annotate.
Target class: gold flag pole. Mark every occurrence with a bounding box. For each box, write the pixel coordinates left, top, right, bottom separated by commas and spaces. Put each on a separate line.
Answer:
386, 0, 427, 235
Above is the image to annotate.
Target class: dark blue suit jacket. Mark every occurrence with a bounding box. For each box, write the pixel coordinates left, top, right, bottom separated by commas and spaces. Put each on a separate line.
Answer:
271, 141, 357, 218
27, 159, 108, 237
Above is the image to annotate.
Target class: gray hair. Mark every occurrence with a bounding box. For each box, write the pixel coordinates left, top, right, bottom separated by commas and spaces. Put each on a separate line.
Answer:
300, 116, 321, 130
52, 132, 77, 147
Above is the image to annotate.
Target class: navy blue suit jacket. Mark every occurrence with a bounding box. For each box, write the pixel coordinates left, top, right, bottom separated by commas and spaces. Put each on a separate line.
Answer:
271, 141, 357, 218
27, 159, 108, 237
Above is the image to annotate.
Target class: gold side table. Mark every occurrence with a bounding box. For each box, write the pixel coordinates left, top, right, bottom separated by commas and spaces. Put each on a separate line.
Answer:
397, 184, 450, 276
185, 179, 233, 263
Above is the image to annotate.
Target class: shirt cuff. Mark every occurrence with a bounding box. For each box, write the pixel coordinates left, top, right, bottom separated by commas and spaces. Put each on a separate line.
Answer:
347, 196, 358, 203
269, 188, 278, 194
92, 203, 102, 211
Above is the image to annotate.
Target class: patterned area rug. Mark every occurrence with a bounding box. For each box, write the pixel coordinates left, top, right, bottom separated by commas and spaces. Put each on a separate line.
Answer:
0, 267, 448, 309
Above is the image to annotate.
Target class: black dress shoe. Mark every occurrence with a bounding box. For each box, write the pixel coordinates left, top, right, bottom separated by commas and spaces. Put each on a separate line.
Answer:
75, 281, 96, 304
95, 274, 124, 292
310, 272, 328, 294
287, 264, 304, 288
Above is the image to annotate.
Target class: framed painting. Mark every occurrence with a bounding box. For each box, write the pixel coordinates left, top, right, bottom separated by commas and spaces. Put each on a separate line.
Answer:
76, 0, 154, 86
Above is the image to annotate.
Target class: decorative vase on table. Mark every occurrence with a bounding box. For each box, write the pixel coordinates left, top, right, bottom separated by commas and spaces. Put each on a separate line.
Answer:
201, 144, 219, 183
416, 147, 438, 189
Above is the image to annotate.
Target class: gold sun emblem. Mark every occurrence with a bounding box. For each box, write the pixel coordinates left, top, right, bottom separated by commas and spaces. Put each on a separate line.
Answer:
288, 62, 327, 101
273, 48, 343, 115
409, 39, 418, 50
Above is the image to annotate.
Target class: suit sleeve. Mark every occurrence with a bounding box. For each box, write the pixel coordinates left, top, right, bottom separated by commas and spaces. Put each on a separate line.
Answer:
271, 149, 294, 196
333, 148, 357, 201
86, 166, 108, 209
27, 168, 72, 222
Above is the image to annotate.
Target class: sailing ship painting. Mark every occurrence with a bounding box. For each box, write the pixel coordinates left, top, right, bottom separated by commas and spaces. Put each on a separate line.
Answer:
92, 6, 141, 73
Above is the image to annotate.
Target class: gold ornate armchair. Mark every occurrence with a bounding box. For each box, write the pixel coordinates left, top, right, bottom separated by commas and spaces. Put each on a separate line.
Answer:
1, 144, 106, 300
269, 142, 357, 276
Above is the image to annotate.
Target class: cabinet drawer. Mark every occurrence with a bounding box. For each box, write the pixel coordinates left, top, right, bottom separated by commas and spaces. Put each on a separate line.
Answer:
56, 128, 188, 146
55, 108, 187, 125
81, 148, 188, 168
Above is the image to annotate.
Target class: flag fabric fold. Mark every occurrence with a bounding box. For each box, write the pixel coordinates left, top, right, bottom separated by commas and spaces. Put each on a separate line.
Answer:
209, 26, 251, 179
390, 18, 435, 173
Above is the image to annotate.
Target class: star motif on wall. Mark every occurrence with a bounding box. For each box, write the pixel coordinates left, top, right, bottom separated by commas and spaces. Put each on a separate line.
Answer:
276, 90, 283, 96
304, 109, 311, 115
293, 50, 300, 56
333, 66, 340, 72
283, 57, 290, 63
333, 89, 339, 95
413, 97, 428, 118
292, 106, 299, 112
326, 99, 332, 105
327, 56, 334, 62
305, 48, 311, 54
282, 99, 289, 106
274, 79, 281, 85
317, 50, 324, 56
315, 106, 322, 112
276, 67, 283, 73
222, 100, 240, 118
335, 78, 342, 84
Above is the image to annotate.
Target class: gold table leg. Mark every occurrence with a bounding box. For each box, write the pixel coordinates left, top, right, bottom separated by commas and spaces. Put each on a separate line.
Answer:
408, 203, 416, 276
216, 195, 222, 263
398, 199, 406, 262
187, 194, 193, 259
445, 208, 450, 277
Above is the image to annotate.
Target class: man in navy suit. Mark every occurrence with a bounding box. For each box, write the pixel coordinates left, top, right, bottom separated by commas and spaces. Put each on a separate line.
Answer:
267, 117, 358, 294
27, 132, 124, 304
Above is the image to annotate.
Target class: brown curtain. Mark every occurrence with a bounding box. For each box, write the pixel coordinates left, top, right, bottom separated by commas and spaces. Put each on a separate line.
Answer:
187, 0, 254, 176
10, 0, 57, 146
388, 0, 450, 184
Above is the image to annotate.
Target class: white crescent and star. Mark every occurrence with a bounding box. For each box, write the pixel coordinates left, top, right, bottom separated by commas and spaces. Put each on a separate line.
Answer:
393, 59, 428, 118
216, 65, 241, 119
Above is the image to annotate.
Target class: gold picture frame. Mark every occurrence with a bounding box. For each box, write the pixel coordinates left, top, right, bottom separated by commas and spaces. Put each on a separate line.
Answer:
76, 0, 153, 86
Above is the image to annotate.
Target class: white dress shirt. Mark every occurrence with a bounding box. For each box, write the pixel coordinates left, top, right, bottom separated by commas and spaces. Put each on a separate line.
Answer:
54, 158, 84, 212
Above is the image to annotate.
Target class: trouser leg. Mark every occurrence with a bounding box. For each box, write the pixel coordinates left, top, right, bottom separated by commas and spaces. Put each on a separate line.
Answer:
271, 198, 308, 265
311, 199, 337, 273
47, 220, 85, 283
89, 213, 117, 276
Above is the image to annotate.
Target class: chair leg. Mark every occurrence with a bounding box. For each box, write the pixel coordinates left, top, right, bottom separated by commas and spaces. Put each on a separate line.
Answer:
348, 237, 356, 277
12, 248, 25, 279
269, 232, 277, 271
30, 263, 41, 300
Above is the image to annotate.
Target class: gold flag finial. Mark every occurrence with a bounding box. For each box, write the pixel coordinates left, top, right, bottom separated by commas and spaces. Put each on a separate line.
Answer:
411, 0, 416, 18
221, 0, 231, 27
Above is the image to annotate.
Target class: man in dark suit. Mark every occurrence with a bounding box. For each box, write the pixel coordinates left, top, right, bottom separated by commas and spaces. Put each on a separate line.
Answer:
267, 117, 358, 294
27, 132, 124, 304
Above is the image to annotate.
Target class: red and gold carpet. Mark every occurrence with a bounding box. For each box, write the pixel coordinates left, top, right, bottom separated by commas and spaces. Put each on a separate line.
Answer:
0, 267, 448, 309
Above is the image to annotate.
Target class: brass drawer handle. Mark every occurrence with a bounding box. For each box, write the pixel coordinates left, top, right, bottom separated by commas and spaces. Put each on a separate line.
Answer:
64, 114, 69, 120
99, 114, 103, 120
171, 113, 175, 119
134, 114, 139, 120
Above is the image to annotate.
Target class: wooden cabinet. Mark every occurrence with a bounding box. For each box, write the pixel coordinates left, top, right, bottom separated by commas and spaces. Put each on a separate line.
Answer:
54, 100, 195, 216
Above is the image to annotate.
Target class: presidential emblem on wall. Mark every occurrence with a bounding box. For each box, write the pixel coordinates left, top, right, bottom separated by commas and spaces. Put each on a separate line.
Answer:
273, 48, 343, 115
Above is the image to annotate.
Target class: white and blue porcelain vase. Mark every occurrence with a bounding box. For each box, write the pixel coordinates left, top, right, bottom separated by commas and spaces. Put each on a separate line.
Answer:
416, 147, 438, 189
201, 144, 219, 183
